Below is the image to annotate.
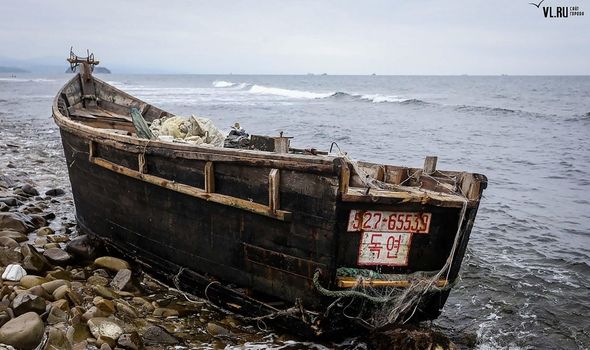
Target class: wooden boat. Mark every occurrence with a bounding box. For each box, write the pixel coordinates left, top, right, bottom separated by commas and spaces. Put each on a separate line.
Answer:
53, 54, 487, 337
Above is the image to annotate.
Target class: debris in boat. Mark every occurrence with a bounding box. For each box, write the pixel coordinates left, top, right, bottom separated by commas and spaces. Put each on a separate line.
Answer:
130, 107, 155, 140
224, 122, 250, 148
149, 115, 225, 146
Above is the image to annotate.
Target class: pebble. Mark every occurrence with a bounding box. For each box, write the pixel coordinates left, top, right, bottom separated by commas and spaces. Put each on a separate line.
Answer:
19, 275, 47, 289
87, 317, 125, 341
41, 279, 70, 294
94, 256, 130, 272
20, 184, 39, 197
87, 275, 109, 286
36, 226, 54, 236
1, 264, 27, 281
43, 247, 72, 265
110, 268, 134, 291
45, 188, 66, 197
21, 244, 51, 274
153, 307, 180, 317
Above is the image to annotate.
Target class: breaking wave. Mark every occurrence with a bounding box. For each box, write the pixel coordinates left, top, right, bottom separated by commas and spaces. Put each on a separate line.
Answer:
212, 80, 238, 88
211, 80, 425, 103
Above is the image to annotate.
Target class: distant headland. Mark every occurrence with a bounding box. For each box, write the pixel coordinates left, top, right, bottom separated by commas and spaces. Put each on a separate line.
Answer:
0, 66, 30, 73
66, 66, 111, 74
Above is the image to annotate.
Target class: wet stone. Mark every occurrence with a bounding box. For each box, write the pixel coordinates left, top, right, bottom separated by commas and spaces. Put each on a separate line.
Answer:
0, 198, 17, 207
45, 188, 66, 197
66, 235, 103, 261
28, 214, 47, 229
0, 203, 8, 212
0, 212, 34, 233
20, 184, 38, 197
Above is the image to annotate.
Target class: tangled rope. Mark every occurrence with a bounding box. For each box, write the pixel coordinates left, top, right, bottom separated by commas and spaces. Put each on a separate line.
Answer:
320, 145, 470, 327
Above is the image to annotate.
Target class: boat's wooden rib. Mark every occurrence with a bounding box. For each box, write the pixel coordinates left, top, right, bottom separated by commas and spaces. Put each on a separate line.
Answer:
89, 152, 292, 221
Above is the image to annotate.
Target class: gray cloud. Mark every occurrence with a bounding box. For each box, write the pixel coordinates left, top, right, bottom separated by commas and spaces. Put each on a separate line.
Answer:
1, 0, 588, 74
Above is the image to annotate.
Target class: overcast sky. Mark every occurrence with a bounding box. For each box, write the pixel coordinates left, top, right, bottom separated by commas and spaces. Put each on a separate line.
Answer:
1, 0, 589, 74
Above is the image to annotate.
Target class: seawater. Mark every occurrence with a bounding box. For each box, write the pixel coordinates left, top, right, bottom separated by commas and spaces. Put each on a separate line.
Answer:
1, 74, 589, 349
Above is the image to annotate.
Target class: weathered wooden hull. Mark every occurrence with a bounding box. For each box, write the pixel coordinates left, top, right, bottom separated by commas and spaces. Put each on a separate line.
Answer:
53, 71, 487, 336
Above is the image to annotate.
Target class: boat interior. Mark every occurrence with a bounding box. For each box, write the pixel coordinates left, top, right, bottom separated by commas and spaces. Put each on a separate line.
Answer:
55, 61, 486, 208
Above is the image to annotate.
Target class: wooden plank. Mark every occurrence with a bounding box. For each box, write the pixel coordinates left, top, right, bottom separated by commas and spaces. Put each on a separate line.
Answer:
138, 154, 147, 174
268, 169, 280, 212
205, 161, 215, 193
79, 65, 97, 108
342, 187, 472, 208
338, 159, 350, 195
336, 277, 448, 288
423, 156, 438, 175
89, 156, 292, 221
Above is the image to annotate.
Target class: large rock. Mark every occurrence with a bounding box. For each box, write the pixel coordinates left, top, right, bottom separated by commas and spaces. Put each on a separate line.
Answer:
11, 293, 46, 316
0, 312, 45, 350
43, 248, 72, 265
65, 235, 103, 261
0, 230, 28, 243
0, 198, 18, 207
1, 264, 27, 281
45, 188, 65, 197
94, 256, 130, 272
87, 317, 124, 341
0, 212, 34, 233
21, 244, 51, 273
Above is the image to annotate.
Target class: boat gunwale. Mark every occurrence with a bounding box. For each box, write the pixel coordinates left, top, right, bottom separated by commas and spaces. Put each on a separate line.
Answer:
52, 73, 487, 206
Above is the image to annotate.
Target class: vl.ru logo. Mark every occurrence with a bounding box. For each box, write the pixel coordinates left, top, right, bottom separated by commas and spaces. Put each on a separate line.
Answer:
529, 0, 585, 17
